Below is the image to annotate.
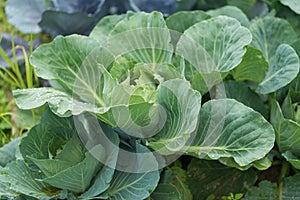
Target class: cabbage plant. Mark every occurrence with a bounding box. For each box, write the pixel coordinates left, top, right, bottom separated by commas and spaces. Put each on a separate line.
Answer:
1, 6, 300, 199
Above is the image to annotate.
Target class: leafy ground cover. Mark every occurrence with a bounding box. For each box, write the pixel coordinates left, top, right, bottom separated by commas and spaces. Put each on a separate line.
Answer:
1, 0, 300, 199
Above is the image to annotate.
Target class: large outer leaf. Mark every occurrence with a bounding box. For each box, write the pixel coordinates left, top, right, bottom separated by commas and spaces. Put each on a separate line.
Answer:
107, 12, 173, 64
186, 99, 275, 167
14, 35, 117, 116
148, 79, 201, 154
218, 156, 272, 171
76, 113, 120, 199
250, 15, 300, 95
255, 44, 300, 94
176, 16, 251, 73
289, 73, 300, 102
189, 71, 226, 95
90, 14, 125, 43
270, 98, 285, 135
231, 46, 269, 82
42, 148, 102, 193
5, 0, 46, 33
224, 80, 269, 118
0, 138, 20, 167
280, 0, 300, 15
166, 11, 210, 33
187, 159, 257, 200
281, 95, 295, 120
19, 110, 74, 162
0, 168, 17, 199
19, 110, 119, 194
13, 87, 103, 117
207, 6, 250, 27
99, 143, 160, 200
270, 99, 300, 156
282, 151, 300, 169
29, 35, 95, 86
276, 119, 300, 155
101, 170, 159, 200
1, 160, 60, 199
250, 16, 297, 61
80, 166, 115, 199
29, 35, 117, 105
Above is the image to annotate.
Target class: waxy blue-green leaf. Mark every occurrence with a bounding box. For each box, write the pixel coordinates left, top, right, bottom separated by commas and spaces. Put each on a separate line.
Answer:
29, 35, 117, 105
148, 79, 201, 154
189, 71, 226, 95
14, 35, 119, 116
280, 0, 300, 14
80, 166, 115, 199
41, 147, 102, 193
289, 73, 300, 94
76, 113, 120, 199
275, 119, 300, 156
231, 47, 269, 82
282, 151, 300, 169
30, 35, 96, 83
108, 12, 173, 64
19, 112, 74, 164
13, 87, 105, 117
250, 16, 297, 60
0, 138, 20, 167
207, 6, 250, 27
100, 170, 159, 200
224, 80, 269, 118
90, 14, 126, 44
187, 159, 257, 200
1, 160, 61, 199
186, 99, 275, 167
18, 110, 119, 195
255, 44, 300, 94
281, 95, 295, 120
166, 10, 210, 33
270, 98, 285, 135
0, 166, 18, 198
177, 16, 251, 73
218, 156, 272, 171
99, 143, 160, 200
270, 98, 300, 155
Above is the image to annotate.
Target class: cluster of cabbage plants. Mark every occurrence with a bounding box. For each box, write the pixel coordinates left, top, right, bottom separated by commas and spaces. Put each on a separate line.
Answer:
1, 3, 300, 199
